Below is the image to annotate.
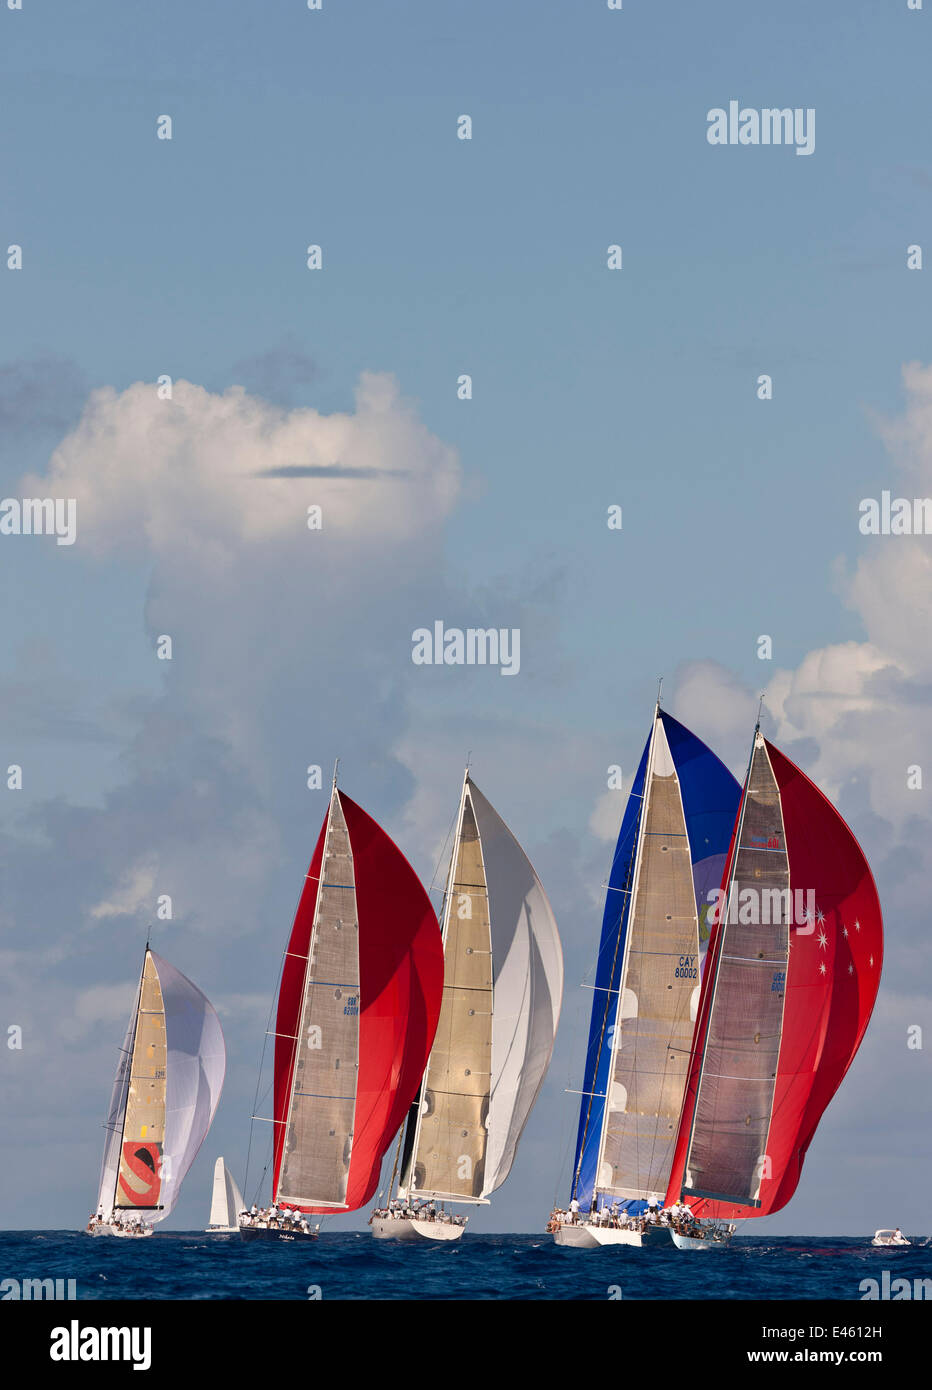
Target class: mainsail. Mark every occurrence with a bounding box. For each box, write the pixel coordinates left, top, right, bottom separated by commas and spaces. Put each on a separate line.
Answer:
665, 728, 884, 1217
97, 949, 225, 1223
571, 709, 740, 1211
400, 775, 563, 1204
271, 784, 444, 1214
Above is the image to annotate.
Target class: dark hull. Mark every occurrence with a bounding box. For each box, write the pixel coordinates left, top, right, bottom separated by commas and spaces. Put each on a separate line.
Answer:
239, 1224, 318, 1242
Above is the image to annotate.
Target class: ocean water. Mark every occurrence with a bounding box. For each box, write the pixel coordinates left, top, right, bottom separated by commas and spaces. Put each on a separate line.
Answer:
2, 1230, 930, 1301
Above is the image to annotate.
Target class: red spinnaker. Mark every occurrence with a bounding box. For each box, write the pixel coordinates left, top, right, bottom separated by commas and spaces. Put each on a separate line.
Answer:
666, 738, 883, 1218
272, 791, 443, 1213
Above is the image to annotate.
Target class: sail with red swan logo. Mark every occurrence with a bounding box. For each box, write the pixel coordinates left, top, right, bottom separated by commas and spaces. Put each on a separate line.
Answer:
664, 722, 883, 1234
86, 948, 225, 1238
240, 772, 444, 1240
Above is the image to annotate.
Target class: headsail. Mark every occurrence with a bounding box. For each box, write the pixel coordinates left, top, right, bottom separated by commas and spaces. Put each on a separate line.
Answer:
272, 786, 444, 1214
99, 950, 225, 1223
208, 1156, 245, 1229
666, 731, 883, 1217
401, 775, 563, 1203
571, 710, 740, 1211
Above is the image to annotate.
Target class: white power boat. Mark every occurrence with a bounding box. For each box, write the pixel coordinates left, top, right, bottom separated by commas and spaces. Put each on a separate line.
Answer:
871, 1229, 910, 1247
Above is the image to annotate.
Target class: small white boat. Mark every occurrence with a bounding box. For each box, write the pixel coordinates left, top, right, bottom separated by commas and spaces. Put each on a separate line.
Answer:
369, 1216, 464, 1242
205, 1157, 245, 1234
871, 1229, 910, 1247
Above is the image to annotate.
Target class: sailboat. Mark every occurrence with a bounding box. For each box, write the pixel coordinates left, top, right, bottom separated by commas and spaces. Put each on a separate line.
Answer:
554, 705, 741, 1248
554, 706, 884, 1251
371, 773, 563, 1242
87, 947, 225, 1238
239, 773, 444, 1241
205, 1157, 244, 1234
663, 720, 883, 1245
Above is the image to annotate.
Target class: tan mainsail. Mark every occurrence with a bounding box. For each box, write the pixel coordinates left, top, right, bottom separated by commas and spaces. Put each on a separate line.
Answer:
684, 733, 790, 1204
407, 788, 493, 1201
277, 789, 361, 1208
115, 951, 167, 1210
596, 716, 701, 1201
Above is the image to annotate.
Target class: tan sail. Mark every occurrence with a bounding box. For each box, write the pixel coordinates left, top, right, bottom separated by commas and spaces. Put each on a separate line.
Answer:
115, 951, 167, 1210
684, 732, 790, 1204
406, 786, 493, 1201
277, 788, 361, 1208
596, 716, 701, 1201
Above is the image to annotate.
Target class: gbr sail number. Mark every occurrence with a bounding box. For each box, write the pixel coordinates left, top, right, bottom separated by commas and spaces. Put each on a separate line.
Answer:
674, 955, 697, 980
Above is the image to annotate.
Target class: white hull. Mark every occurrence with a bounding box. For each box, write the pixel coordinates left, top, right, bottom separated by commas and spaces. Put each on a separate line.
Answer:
370, 1216, 464, 1242
552, 1223, 601, 1248
590, 1224, 673, 1248
205, 1225, 240, 1234
671, 1230, 732, 1250
552, 1221, 678, 1248
86, 1222, 153, 1239
871, 1237, 910, 1247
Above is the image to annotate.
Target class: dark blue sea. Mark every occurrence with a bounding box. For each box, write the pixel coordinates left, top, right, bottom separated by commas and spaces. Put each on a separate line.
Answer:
2, 1230, 930, 1301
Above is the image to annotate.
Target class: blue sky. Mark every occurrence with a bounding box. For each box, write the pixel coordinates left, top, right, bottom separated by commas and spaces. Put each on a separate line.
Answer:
1, 1, 930, 1240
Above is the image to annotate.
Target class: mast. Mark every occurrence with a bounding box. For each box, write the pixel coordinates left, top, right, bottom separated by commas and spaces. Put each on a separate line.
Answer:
590, 705, 660, 1204
400, 769, 487, 1205
679, 711, 789, 1207
397, 768, 468, 1201
668, 719, 757, 1207
276, 776, 359, 1209
571, 719, 653, 1203
103, 949, 147, 1216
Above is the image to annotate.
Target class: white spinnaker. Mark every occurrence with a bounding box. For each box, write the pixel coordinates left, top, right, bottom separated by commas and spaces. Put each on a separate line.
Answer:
96, 973, 142, 1217
209, 1157, 244, 1228
468, 780, 564, 1197
150, 951, 226, 1222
